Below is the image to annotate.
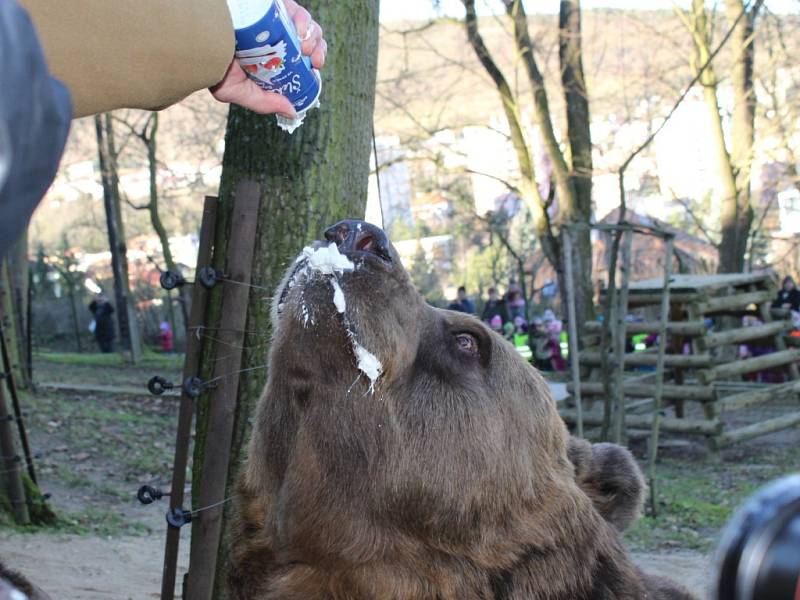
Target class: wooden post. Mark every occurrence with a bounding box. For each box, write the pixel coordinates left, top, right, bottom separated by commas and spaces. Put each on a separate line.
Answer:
600, 229, 623, 440
0, 379, 29, 524
584, 320, 707, 336
578, 352, 713, 368
696, 290, 772, 315
611, 230, 633, 444
562, 229, 583, 437
698, 349, 800, 384
567, 381, 715, 402
684, 301, 715, 420
625, 292, 702, 307
0, 264, 24, 387
715, 411, 800, 447
703, 321, 792, 349
647, 235, 674, 517
720, 381, 800, 412
161, 197, 218, 600
0, 273, 36, 484
559, 409, 721, 436
186, 183, 261, 600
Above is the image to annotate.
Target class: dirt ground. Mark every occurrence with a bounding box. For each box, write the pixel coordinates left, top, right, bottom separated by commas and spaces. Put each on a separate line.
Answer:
1, 525, 188, 600
2, 355, 798, 599
0, 531, 712, 599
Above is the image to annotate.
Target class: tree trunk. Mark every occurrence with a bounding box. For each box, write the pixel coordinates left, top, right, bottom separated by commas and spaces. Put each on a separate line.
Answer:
188, 1, 380, 596
6, 232, 31, 388
462, 0, 559, 274
0, 263, 24, 386
559, 0, 595, 331
94, 114, 143, 361
688, 0, 758, 273
718, 0, 761, 273
502, 0, 573, 214
68, 283, 83, 353
467, 0, 596, 334
143, 112, 188, 349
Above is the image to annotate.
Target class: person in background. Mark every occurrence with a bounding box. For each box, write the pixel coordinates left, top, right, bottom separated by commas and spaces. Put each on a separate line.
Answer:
489, 314, 504, 335
159, 321, 174, 353
88, 296, 115, 353
542, 309, 566, 372
512, 316, 531, 355
505, 281, 526, 320
482, 287, 511, 324
448, 286, 475, 314
531, 318, 553, 371
513, 316, 528, 337
772, 276, 800, 312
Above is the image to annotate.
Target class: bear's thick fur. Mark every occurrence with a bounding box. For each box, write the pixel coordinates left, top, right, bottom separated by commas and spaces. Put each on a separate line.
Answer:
567, 437, 646, 533
229, 220, 696, 600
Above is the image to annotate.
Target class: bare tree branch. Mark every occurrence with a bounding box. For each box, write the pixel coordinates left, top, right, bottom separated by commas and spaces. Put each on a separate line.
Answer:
617, 0, 756, 218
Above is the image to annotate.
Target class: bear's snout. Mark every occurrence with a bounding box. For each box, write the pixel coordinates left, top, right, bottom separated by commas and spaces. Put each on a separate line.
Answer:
324, 219, 392, 264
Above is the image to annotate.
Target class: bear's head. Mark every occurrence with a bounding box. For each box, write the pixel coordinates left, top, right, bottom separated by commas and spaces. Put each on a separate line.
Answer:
256, 219, 576, 538
234, 220, 660, 599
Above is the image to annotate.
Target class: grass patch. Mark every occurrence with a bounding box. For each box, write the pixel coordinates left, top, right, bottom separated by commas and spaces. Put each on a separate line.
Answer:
2, 508, 152, 537
626, 442, 800, 552
35, 349, 183, 370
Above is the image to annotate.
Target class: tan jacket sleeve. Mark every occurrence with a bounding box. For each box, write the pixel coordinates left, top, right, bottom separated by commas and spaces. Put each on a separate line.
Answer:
19, 0, 235, 118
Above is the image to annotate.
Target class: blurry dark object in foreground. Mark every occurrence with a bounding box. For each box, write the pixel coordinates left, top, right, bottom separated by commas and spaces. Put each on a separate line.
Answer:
714, 474, 800, 600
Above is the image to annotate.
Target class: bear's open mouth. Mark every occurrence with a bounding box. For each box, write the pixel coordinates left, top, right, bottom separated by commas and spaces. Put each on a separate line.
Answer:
275, 221, 393, 318
274, 243, 355, 318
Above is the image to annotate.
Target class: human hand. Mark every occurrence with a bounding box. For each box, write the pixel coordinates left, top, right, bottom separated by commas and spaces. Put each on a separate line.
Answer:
210, 0, 327, 117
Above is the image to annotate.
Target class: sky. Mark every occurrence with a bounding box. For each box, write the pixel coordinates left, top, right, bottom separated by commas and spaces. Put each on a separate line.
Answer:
379, 0, 799, 23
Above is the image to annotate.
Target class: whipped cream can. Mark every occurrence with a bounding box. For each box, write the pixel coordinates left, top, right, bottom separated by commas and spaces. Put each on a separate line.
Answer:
227, 0, 322, 115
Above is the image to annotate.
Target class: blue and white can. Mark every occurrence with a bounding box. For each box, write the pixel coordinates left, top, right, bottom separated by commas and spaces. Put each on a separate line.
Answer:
227, 0, 322, 115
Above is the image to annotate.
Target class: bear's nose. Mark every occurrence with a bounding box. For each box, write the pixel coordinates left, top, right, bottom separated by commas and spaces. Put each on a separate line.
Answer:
324, 220, 391, 261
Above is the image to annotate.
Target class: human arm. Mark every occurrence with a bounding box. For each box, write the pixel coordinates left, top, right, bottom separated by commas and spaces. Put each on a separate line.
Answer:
18, 0, 326, 118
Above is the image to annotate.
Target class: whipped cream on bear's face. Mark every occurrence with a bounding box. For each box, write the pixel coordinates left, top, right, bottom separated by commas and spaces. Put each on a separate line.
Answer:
297, 243, 382, 389
301, 242, 354, 275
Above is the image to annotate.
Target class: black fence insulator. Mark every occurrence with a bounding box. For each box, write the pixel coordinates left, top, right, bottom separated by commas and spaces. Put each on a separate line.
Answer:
0, 454, 20, 462
166, 507, 193, 528
182, 377, 208, 399
196, 266, 223, 289
0, 371, 8, 380
147, 376, 175, 396
137, 485, 170, 505
159, 271, 187, 291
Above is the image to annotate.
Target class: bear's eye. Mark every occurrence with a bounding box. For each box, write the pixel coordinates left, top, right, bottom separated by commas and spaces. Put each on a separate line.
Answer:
455, 333, 479, 356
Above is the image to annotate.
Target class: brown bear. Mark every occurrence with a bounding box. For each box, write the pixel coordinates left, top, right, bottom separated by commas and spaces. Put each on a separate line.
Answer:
229, 220, 697, 600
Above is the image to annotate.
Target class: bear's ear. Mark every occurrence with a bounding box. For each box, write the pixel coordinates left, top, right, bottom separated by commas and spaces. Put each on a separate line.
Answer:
567, 437, 646, 532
